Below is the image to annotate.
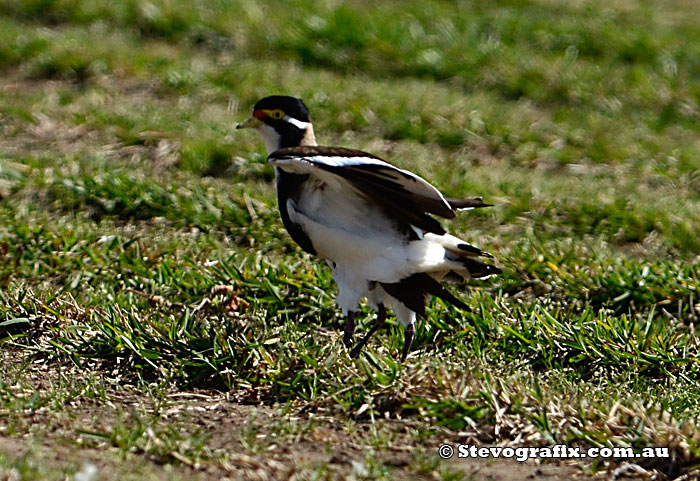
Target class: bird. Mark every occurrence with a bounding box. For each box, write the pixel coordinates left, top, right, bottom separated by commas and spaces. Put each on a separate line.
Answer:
237, 95, 500, 361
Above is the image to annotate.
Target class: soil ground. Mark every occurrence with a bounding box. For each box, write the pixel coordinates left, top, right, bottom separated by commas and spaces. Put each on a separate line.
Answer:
0, 354, 590, 481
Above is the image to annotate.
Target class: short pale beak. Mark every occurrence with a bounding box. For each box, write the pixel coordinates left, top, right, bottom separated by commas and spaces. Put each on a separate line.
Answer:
236, 116, 263, 129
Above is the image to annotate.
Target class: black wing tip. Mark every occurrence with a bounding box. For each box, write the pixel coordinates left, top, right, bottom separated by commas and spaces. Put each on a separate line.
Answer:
444, 293, 471, 312
458, 257, 502, 278
447, 197, 494, 210
472, 264, 502, 278
456, 243, 495, 259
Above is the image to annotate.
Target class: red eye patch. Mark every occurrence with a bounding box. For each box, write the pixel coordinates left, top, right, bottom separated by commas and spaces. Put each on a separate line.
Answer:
253, 110, 267, 120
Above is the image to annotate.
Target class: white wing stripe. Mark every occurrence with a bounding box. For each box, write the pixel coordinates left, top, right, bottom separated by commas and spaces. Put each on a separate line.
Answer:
271, 155, 388, 168
269, 155, 452, 212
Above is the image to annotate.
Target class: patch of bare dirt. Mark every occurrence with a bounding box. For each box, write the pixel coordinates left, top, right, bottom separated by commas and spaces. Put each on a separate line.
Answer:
0, 352, 595, 481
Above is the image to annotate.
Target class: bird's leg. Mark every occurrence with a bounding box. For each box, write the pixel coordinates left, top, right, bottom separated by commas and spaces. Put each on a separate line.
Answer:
401, 322, 416, 362
349, 303, 387, 358
343, 311, 356, 347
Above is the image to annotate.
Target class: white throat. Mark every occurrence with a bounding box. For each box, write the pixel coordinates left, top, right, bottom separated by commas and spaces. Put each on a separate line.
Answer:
254, 122, 317, 154
255, 124, 282, 155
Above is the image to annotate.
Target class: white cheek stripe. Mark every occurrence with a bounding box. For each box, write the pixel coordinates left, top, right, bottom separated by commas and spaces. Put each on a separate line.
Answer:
283, 115, 312, 130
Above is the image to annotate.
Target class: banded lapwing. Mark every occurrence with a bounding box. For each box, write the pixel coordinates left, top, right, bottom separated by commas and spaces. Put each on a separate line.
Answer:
237, 95, 500, 361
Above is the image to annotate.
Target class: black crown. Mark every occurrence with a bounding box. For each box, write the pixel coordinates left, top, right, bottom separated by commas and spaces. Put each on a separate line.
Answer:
253, 95, 310, 122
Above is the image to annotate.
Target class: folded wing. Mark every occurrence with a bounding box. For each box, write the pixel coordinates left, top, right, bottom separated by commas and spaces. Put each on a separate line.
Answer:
268, 146, 486, 236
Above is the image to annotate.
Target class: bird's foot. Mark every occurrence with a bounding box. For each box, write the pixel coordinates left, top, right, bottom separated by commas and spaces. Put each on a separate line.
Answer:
348, 304, 386, 359
400, 323, 416, 362
343, 312, 356, 348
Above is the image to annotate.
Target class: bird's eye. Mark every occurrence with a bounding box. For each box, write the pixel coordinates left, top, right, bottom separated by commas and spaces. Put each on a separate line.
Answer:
270, 109, 284, 119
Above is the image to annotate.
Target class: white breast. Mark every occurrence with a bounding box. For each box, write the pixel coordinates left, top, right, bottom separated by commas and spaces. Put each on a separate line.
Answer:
285, 171, 455, 282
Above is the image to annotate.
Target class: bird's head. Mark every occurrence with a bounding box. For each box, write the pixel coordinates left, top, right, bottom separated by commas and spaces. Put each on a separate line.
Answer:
237, 95, 317, 154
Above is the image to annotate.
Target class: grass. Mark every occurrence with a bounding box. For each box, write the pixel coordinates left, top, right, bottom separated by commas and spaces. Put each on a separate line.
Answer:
1, 0, 700, 479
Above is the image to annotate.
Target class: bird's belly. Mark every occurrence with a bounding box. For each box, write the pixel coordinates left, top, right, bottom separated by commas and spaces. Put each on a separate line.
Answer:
289, 185, 448, 282
297, 181, 390, 236
295, 185, 397, 257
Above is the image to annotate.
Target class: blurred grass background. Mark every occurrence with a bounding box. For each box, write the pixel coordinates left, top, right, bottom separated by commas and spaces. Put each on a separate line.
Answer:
1, 0, 700, 479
